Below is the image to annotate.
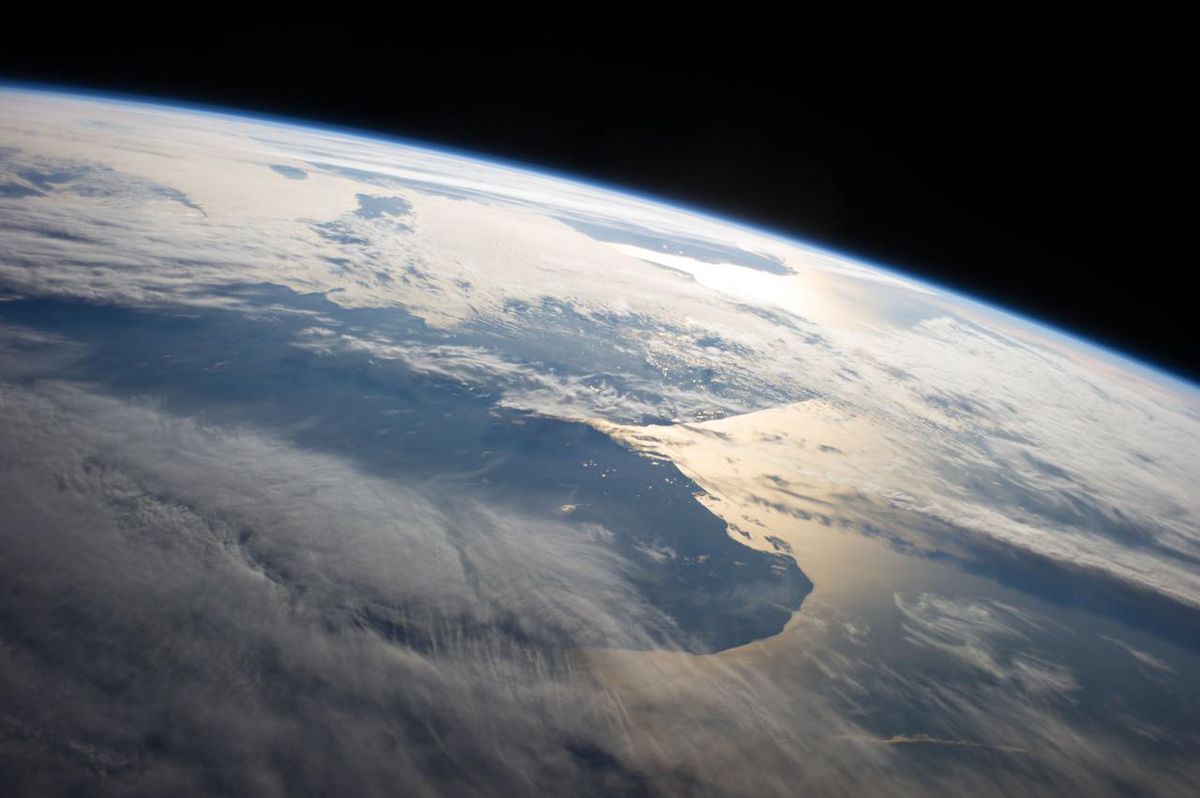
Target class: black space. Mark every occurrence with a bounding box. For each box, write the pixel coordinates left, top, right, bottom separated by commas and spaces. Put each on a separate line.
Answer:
2, 8, 1195, 380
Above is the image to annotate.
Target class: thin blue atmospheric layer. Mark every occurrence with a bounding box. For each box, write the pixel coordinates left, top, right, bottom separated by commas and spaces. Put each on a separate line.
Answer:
2, 79, 1193, 394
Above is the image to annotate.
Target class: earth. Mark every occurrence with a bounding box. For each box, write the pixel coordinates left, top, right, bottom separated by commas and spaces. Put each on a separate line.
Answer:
0, 86, 1198, 797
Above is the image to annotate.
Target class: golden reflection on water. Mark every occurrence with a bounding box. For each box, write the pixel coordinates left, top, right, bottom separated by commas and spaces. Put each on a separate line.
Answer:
595, 398, 937, 613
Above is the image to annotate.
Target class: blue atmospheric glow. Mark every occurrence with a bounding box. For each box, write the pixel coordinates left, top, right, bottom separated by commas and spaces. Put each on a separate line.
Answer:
2, 79, 1193, 393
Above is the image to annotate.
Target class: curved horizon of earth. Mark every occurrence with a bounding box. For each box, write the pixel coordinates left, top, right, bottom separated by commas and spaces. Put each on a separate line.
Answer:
0, 85, 1198, 796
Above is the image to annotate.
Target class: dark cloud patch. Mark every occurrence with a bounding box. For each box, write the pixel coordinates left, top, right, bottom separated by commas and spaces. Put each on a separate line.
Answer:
305, 161, 490, 202
305, 193, 411, 250
0, 146, 204, 214
0, 181, 44, 197
557, 216, 795, 275
354, 193, 410, 219
269, 163, 308, 179
311, 220, 369, 245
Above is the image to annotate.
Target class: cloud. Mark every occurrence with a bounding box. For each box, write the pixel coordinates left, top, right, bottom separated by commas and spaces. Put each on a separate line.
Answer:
854, 314, 1200, 613
1099, 635, 1177, 678
0, 380, 674, 793
894, 593, 1080, 696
